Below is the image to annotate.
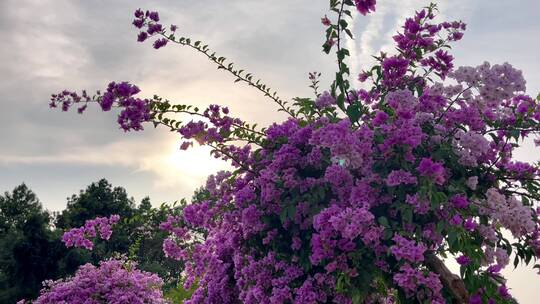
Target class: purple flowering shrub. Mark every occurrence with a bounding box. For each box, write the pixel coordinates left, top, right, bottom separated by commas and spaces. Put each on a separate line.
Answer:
61, 214, 120, 250
49, 1, 540, 303
18, 259, 167, 304
18, 216, 170, 303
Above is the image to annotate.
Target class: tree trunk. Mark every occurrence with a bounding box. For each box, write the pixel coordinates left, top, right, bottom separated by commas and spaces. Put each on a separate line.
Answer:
424, 252, 469, 304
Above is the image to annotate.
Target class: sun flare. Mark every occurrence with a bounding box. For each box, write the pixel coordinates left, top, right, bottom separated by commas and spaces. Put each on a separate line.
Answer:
168, 144, 229, 175
142, 140, 231, 193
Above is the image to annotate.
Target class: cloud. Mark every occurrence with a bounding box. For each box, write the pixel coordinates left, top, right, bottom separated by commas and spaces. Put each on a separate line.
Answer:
1, 1, 540, 301
0, 137, 229, 194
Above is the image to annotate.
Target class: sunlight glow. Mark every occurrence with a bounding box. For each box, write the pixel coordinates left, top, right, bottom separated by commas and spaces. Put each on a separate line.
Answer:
142, 140, 231, 193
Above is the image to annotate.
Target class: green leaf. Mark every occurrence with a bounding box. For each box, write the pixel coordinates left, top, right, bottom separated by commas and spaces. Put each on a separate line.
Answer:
337, 50, 347, 61
510, 129, 520, 140
336, 94, 345, 111
448, 230, 458, 249
344, 28, 354, 39
431, 191, 447, 209
416, 85, 424, 97
339, 19, 348, 29
383, 229, 393, 240
346, 104, 361, 122
378, 216, 390, 228
322, 42, 332, 54
351, 291, 365, 304
279, 204, 296, 224
525, 251, 533, 265
402, 208, 413, 223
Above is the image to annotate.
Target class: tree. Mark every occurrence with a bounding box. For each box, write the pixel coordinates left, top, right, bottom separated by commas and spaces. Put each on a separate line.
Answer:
55, 178, 135, 229
127, 201, 185, 287
0, 182, 182, 303
0, 184, 47, 235
54, 179, 137, 264
49, 1, 540, 303
57, 180, 184, 287
0, 185, 63, 303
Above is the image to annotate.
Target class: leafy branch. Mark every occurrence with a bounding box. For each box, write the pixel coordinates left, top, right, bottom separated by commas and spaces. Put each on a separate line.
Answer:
324, 0, 354, 112
159, 33, 297, 118
322, 1, 370, 124
149, 96, 267, 146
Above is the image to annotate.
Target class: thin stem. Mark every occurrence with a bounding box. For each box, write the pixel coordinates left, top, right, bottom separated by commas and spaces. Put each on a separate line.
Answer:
483, 127, 539, 135
157, 108, 266, 137
335, 1, 347, 98
436, 85, 472, 124
207, 143, 257, 175
160, 33, 296, 118
152, 120, 257, 174
500, 188, 539, 202
487, 137, 510, 172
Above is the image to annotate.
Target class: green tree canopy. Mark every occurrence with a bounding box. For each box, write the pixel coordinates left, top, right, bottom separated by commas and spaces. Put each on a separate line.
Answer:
0, 184, 48, 235
0, 184, 64, 303
55, 178, 136, 229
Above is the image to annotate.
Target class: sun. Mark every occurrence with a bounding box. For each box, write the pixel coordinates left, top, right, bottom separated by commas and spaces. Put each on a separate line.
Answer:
143, 140, 231, 192
168, 144, 229, 175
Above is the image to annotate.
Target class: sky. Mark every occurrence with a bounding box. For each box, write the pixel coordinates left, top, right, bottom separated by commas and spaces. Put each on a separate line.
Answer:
1, 0, 539, 301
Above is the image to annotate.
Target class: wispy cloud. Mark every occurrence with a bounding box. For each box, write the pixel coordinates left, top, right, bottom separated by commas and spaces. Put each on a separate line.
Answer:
355, 1, 390, 72
345, 9, 359, 87
0, 139, 229, 193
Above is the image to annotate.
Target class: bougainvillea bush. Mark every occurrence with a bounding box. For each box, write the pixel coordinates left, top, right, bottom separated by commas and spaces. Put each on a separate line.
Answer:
18, 217, 170, 304
18, 259, 167, 304
47, 0, 540, 303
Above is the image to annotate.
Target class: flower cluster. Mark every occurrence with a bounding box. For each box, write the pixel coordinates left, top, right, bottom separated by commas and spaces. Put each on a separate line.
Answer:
50, 82, 152, 131
178, 104, 243, 149
393, 264, 444, 302
315, 91, 336, 109
61, 215, 120, 250
133, 9, 171, 49
393, 9, 466, 60
354, 0, 376, 16
484, 188, 536, 238
18, 259, 167, 304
